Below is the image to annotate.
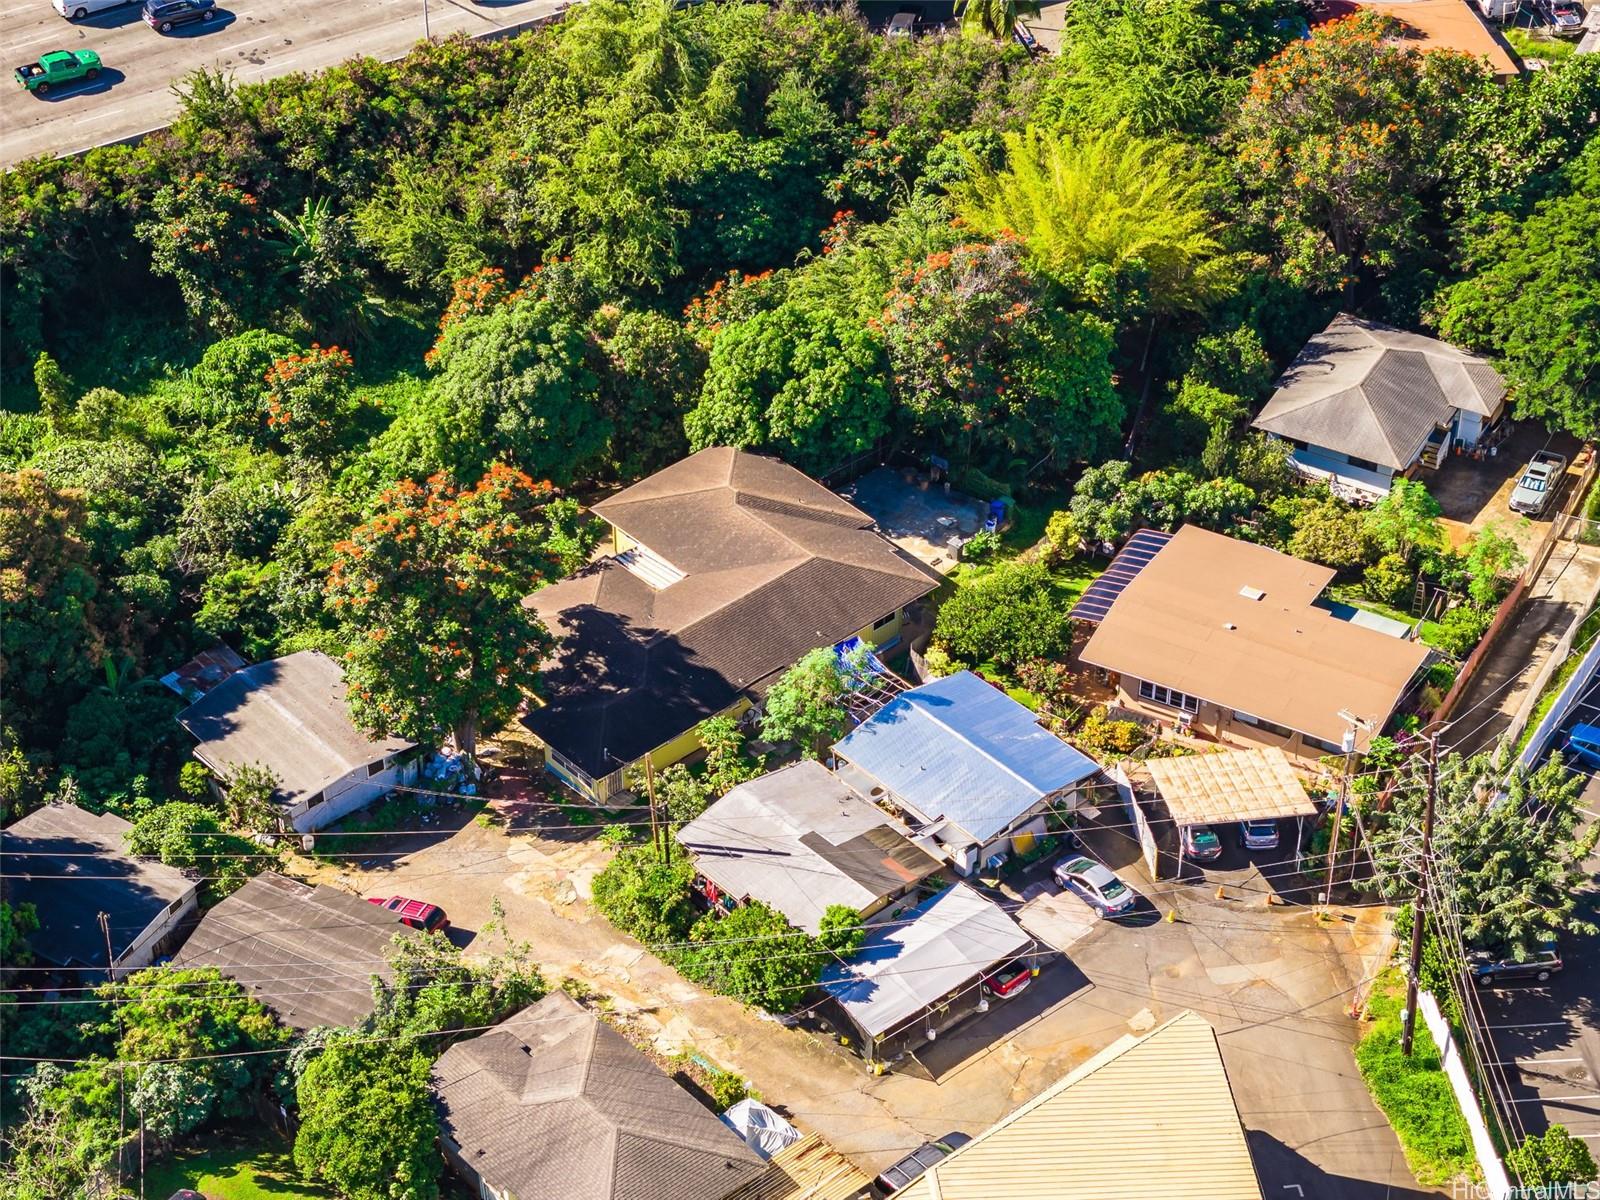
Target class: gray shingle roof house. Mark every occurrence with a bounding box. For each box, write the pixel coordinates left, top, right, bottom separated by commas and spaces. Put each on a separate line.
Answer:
177, 650, 416, 832
675, 759, 941, 935
1, 803, 198, 976
1250, 314, 1508, 498
432, 991, 766, 1200
521, 448, 941, 801
172, 872, 414, 1029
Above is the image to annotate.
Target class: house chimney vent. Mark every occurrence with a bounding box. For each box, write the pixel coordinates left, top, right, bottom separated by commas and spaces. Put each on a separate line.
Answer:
1239, 586, 1266, 601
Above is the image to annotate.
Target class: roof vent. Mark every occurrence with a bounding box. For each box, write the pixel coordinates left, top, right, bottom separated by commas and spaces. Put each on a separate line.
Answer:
1239, 586, 1266, 601
1223, 622, 1237, 631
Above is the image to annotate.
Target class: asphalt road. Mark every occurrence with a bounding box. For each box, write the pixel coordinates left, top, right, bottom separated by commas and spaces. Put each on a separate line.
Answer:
1, 0, 564, 167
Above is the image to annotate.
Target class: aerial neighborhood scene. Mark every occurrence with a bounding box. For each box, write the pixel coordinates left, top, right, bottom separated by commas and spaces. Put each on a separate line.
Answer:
3, 0, 1599, 1196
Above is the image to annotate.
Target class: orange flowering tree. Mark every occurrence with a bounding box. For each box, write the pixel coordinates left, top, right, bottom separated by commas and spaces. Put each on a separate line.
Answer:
325, 464, 589, 766
136, 174, 273, 334
877, 237, 1122, 466
1231, 11, 1485, 289
262, 344, 354, 466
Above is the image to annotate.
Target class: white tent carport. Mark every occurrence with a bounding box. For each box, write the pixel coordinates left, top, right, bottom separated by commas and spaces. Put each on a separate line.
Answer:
1144, 747, 1318, 828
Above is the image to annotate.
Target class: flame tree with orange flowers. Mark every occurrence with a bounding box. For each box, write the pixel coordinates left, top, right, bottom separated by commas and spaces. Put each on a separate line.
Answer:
325, 464, 593, 771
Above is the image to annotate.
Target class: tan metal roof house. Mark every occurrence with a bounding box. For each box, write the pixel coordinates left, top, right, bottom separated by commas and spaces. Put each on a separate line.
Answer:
896, 1010, 1264, 1200
1079, 525, 1429, 759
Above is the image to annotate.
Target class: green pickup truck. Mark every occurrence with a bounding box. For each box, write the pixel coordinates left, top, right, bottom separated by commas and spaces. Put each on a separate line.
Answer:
14, 49, 101, 94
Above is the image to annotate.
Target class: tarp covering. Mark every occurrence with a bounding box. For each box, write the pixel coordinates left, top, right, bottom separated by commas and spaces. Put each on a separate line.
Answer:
720, 1100, 803, 1160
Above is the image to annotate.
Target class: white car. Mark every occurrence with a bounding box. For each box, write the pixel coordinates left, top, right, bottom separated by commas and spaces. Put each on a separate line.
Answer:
52, 0, 134, 18
1052, 854, 1138, 917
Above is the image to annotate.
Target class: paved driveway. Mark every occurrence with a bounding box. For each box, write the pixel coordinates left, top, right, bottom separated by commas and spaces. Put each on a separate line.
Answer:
1431, 424, 1581, 557
1, 0, 564, 167
307, 779, 1438, 1197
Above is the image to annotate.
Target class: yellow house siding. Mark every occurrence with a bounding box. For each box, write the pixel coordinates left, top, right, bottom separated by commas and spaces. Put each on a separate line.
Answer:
855, 608, 902, 647
645, 697, 753, 771
612, 526, 636, 554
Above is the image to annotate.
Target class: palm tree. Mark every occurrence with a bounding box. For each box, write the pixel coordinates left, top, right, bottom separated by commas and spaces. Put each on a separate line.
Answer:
956, 0, 1039, 41
952, 123, 1244, 315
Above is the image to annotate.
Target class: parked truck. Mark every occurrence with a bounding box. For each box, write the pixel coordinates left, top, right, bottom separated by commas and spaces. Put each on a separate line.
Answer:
1510, 450, 1568, 517
14, 49, 100, 93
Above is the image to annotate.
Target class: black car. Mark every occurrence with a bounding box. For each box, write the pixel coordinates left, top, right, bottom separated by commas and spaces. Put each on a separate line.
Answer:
1470, 949, 1563, 986
143, 0, 215, 32
873, 1132, 973, 1195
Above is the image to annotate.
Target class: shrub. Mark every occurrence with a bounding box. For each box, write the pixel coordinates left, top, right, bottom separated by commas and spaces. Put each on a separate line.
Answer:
187, 329, 301, 431
678, 901, 822, 1013
1042, 510, 1082, 566
1506, 1126, 1598, 1187
962, 529, 1001, 563
701, 1065, 754, 1111
589, 845, 697, 946
1430, 604, 1494, 659
1364, 553, 1414, 608
1016, 658, 1078, 716
1072, 709, 1149, 757
934, 560, 1073, 669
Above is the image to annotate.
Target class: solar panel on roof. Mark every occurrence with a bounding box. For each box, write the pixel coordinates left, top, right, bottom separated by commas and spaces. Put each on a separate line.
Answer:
1069, 528, 1175, 623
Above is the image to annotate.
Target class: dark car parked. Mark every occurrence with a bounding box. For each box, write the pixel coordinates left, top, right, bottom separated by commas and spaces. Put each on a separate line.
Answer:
143, 0, 214, 32
1470, 949, 1563, 986
873, 1132, 972, 1194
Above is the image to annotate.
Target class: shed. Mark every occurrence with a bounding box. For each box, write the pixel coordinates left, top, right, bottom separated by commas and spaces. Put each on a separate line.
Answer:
820, 883, 1032, 1064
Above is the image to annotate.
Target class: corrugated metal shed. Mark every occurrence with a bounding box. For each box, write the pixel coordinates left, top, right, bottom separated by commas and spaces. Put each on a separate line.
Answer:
1145, 748, 1319, 827
832, 671, 1099, 844
723, 1134, 870, 1200
896, 1011, 1264, 1200
820, 883, 1030, 1039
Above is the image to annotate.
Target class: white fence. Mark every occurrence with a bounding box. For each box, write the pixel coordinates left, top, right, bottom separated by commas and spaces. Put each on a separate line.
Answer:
1418, 990, 1514, 1200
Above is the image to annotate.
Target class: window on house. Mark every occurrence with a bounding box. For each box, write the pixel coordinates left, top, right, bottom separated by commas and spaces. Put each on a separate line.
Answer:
1137, 679, 1198, 712
1306, 735, 1344, 755
367, 760, 386, 778
305, 792, 324, 808
1253, 718, 1295, 740
1346, 456, 1381, 473
872, 611, 897, 630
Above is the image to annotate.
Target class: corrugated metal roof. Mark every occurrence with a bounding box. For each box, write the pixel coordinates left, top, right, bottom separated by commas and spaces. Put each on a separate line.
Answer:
676, 761, 940, 935
820, 883, 1031, 1039
723, 1134, 871, 1200
832, 671, 1099, 845
897, 1011, 1264, 1200
1145, 748, 1319, 826
1069, 528, 1174, 623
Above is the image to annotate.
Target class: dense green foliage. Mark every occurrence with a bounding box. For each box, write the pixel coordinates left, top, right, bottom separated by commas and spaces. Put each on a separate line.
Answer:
293, 1040, 440, 1200
1507, 1126, 1599, 1188
933, 560, 1073, 669
758, 647, 851, 756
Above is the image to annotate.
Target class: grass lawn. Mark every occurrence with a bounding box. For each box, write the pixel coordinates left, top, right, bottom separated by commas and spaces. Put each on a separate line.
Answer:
1354, 969, 1477, 1187
1503, 26, 1577, 62
140, 1137, 331, 1200
1325, 584, 1448, 649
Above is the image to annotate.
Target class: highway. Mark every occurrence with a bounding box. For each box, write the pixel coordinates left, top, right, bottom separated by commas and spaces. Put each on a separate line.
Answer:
1, 0, 564, 168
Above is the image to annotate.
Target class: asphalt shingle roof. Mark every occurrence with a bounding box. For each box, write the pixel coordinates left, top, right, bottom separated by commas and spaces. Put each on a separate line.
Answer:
523, 449, 940, 778
1251, 314, 1507, 470
831, 671, 1100, 844
172, 872, 413, 1029
432, 991, 765, 1200
177, 651, 413, 810
1, 804, 195, 970
675, 760, 941, 935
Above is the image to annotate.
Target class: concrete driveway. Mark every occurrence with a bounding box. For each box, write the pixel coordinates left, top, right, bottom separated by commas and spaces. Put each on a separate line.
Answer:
0, 0, 565, 166
302, 811, 1439, 1197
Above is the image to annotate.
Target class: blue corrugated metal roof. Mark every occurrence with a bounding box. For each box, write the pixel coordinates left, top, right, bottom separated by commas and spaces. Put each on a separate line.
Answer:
832, 671, 1099, 843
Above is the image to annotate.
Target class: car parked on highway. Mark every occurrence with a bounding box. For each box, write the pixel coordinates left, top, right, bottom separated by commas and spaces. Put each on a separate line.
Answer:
1052, 854, 1138, 917
872, 1132, 973, 1195
1470, 949, 1563, 986
52, 0, 135, 19
367, 895, 449, 932
1181, 824, 1222, 862
1239, 819, 1280, 851
143, 0, 215, 32
980, 962, 1033, 999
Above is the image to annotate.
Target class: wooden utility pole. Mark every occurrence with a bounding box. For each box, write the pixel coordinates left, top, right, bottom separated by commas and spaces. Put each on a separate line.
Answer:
644, 755, 664, 860
1402, 732, 1440, 1057
100, 911, 125, 1194
1324, 711, 1374, 905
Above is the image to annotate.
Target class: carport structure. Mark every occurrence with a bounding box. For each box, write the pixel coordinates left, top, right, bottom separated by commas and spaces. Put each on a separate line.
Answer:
1144, 748, 1318, 875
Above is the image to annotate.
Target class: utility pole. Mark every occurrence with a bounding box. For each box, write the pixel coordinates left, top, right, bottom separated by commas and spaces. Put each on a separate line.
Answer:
1402, 732, 1440, 1057
644, 755, 663, 861
1323, 711, 1371, 905
422, 0, 431, 42
100, 911, 125, 1195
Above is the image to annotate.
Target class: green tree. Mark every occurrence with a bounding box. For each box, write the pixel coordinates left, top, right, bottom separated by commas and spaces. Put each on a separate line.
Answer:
1363, 479, 1443, 563
420, 280, 609, 487
328, 465, 589, 767
816, 904, 867, 959
1231, 10, 1484, 288
933, 560, 1073, 669
125, 801, 271, 900
266, 196, 369, 337
590, 305, 702, 479
32, 352, 72, 428
187, 329, 302, 432
956, 0, 1039, 40
686, 301, 890, 476
590, 844, 698, 945
1506, 1126, 1598, 1188
295, 1039, 441, 1200
136, 173, 277, 334
1431, 139, 1600, 440
1286, 498, 1371, 569
1363, 553, 1413, 608
261, 344, 356, 466
1068, 460, 1138, 545
219, 761, 280, 833
1364, 752, 1599, 959
758, 647, 849, 757
1, 899, 39, 972
954, 123, 1243, 314
697, 714, 763, 794
1461, 525, 1524, 608
371, 925, 545, 1042
680, 900, 821, 1012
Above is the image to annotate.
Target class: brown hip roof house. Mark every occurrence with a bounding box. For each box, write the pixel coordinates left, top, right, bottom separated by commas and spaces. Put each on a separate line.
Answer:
522, 447, 941, 781
432, 990, 765, 1200
1079, 525, 1429, 752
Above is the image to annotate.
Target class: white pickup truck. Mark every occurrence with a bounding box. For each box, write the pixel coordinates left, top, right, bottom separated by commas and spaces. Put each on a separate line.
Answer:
1509, 450, 1567, 517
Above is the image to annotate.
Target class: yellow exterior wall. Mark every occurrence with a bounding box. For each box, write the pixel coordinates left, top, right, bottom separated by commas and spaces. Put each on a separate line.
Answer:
644, 697, 753, 771
855, 607, 903, 647
612, 526, 635, 554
